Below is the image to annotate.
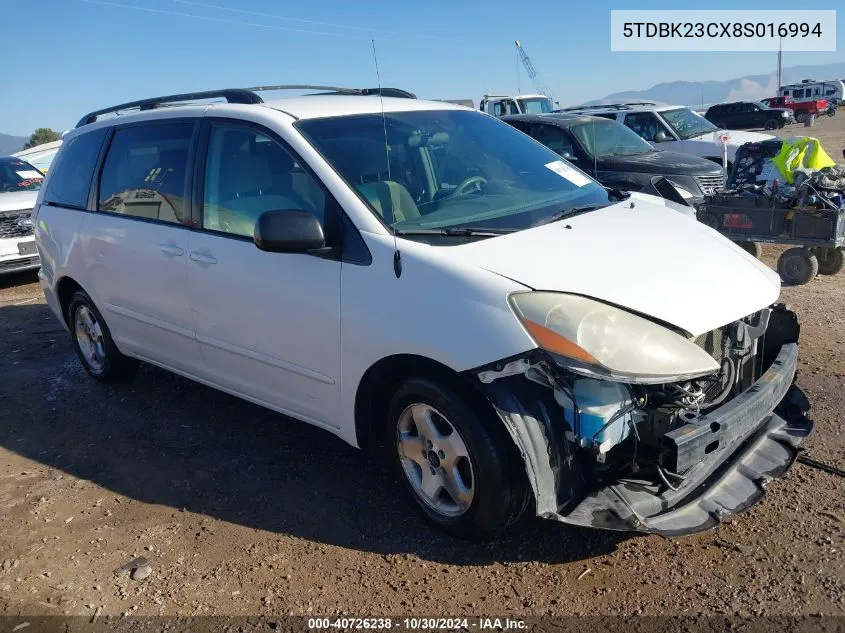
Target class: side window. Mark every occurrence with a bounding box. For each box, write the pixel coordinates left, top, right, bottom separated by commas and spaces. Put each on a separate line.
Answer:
493, 102, 506, 117
593, 113, 617, 120
825, 88, 835, 96
98, 123, 193, 224
529, 124, 575, 157
793, 89, 804, 98
782, 90, 791, 97
622, 112, 666, 142
43, 128, 107, 209
506, 100, 521, 115
202, 124, 326, 239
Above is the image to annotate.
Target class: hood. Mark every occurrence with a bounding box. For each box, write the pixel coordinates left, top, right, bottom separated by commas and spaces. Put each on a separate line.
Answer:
0, 191, 39, 213
597, 150, 723, 176
451, 198, 780, 336
690, 129, 774, 148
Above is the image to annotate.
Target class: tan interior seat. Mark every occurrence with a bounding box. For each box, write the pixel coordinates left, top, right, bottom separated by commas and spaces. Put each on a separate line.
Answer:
356, 181, 421, 225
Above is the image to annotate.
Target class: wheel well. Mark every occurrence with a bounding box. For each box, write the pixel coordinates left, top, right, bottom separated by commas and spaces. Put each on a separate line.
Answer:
353, 354, 490, 453
56, 277, 84, 326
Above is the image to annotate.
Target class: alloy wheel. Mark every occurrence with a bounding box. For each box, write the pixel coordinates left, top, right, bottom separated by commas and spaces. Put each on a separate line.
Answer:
396, 403, 475, 517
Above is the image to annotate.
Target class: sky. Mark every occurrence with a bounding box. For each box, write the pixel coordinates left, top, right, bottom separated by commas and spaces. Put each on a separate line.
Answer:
2, 0, 843, 136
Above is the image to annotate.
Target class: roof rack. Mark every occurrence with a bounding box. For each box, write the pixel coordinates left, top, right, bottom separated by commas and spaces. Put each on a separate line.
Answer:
75, 85, 417, 128
562, 100, 661, 112
246, 85, 416, 99
75, 88, 262, 128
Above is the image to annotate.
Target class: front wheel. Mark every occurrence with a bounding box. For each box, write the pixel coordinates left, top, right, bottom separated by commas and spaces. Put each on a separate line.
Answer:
795, 111, 807, 123
68, 290, 138, 382
387, 377, 531, 540
764, 118, 779, 130
777, 247, 819, 285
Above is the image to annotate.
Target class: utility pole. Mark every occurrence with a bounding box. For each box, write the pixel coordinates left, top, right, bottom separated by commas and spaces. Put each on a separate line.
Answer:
776, 37, 783, 91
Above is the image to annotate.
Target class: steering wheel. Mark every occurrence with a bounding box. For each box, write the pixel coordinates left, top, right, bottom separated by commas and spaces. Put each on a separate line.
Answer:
452, 175, 488, 198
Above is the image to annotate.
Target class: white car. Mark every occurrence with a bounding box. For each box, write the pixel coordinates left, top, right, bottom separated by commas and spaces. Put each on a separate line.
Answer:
13, 139, 63, 175
34, 86, 812, 539
0, 156, 42, 274
562, 102, 774, 170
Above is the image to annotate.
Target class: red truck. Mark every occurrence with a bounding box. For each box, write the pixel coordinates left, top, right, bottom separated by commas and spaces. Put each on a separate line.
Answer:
762, 95, 828, 123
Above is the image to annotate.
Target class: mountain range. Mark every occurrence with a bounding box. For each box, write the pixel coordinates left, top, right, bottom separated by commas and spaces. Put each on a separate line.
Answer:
0, 133, 27, 155
584, 61, 845, 108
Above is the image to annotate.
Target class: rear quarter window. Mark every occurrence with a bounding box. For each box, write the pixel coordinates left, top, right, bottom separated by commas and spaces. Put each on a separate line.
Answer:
43, 129, 108, 210
97, 122, 194, 225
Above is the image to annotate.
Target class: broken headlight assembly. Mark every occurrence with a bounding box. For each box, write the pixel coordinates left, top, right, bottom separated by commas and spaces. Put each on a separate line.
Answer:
508, 292, 719, 384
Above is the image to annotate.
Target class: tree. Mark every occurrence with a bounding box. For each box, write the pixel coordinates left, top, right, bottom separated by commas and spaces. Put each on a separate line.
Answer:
23, 128, 61, 149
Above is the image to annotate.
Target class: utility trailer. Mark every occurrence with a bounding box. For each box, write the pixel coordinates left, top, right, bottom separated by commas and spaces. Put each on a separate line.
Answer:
698, 195, 844, 284
697, 138, 845, 285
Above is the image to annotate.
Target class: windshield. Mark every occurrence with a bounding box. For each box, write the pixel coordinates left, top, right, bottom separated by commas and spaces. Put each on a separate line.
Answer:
0, 159, 44, 193
659, 108, 718, 139
518, 97, 554, 114
569, 119, 655, 157
297, 110, 611, 234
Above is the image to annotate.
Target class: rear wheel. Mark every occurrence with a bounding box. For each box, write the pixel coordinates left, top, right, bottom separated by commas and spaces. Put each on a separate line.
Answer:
777, 247, 818, 285
387, 377, 531, 540
813, 247, 844, 275
68, 290, 138, 382
735, 241, 762, 259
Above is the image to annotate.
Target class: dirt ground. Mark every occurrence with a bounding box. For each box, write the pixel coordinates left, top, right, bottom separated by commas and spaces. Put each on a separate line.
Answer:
1, 117, 843, 625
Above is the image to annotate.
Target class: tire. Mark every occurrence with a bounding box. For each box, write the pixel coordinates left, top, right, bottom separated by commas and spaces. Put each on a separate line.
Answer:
763, 118, 779, 130
735, 240, 762, 258
68, 290, 138, 382
386, 377, 531, 541
777, 247, 819, 285
813, 247, 844, 275
795, 111, 807, 123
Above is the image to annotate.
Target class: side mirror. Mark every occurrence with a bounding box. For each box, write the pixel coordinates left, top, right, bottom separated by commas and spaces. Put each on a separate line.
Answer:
561, 151, 577, 161
254, 210, 325, 253
653, 131, 669, 143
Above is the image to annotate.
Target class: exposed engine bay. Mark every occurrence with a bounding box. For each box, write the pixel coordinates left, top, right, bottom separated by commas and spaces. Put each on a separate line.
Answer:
472, 303, 813, 535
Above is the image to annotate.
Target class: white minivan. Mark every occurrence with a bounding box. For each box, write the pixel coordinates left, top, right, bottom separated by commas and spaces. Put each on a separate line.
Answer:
34, 87, 812, 540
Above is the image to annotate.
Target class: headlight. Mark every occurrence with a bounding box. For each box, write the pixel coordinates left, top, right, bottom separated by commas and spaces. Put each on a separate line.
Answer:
665, 175, 702, 200
672, 186, 696, 200
509, 292, 719, 384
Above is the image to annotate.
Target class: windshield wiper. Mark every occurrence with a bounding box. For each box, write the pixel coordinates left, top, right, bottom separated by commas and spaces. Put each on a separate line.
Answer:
534, 205, 605, 226
394, 227, 511, 237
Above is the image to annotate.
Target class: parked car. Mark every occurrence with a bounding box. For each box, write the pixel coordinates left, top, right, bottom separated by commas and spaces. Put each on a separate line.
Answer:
35, 86, 812, 540
503, 113, 724, 203
562, 102, 774, 171
480, 93, 556, 117
13, 139, 63, 174
705, 101, 794, 130
760, 96, 828, 123
0, 156, 43, 274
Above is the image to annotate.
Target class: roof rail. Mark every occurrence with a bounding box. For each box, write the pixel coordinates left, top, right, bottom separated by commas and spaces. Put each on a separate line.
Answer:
75, 88, 262, 128
246, 85, 416, 99
562, 103, 631, 111
75, 84, 417, 128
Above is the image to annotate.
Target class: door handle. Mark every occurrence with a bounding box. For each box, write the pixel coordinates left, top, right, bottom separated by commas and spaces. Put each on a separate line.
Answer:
189, 252, 218, 265
159, 243, 184, 257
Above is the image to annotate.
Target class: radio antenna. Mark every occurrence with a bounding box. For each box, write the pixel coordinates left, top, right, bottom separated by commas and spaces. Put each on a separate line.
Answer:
371, 38, 402, 278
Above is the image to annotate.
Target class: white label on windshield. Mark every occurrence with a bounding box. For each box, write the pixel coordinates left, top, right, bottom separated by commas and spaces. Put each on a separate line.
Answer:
16, 170, 42, 179
544, 160, 591, 187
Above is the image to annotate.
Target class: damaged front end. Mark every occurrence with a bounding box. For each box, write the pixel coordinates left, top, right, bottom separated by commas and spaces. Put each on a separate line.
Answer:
471, 304, 813, 536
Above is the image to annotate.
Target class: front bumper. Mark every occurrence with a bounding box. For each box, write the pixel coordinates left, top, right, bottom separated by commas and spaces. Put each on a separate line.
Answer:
0, 254, 40, 275
553, 343, 812, 536
479, 340, 812, 537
